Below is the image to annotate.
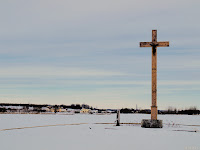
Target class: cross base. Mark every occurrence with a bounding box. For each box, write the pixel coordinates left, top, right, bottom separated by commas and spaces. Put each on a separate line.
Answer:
141, 119, 163, 128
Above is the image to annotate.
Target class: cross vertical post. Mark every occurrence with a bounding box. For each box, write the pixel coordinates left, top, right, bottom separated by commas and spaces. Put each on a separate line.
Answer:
151, 30, 157, 120
140, 30, 169, 128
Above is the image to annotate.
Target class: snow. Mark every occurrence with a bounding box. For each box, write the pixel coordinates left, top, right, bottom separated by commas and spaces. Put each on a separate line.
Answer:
0, 114, 199, 150
0, 106, 23, 109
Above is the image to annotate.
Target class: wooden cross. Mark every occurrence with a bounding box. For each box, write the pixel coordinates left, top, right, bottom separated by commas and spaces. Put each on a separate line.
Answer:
140, 30, 169, 120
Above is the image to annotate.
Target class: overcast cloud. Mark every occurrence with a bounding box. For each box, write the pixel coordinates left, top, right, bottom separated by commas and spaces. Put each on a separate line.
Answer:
0, 0, 200, 109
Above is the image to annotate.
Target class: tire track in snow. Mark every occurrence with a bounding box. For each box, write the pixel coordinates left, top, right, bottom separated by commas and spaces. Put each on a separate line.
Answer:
0, 123, 88, 131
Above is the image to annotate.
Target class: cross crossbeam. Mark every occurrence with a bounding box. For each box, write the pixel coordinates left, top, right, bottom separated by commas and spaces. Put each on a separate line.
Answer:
140, 30, 169, 120
140, 41, 169, 47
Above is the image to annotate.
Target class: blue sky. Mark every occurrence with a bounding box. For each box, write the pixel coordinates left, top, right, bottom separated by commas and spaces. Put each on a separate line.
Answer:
0, 0, 200, 109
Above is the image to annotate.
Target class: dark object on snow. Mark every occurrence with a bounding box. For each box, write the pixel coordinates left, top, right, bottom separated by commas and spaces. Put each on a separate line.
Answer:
116, 110, 120, 126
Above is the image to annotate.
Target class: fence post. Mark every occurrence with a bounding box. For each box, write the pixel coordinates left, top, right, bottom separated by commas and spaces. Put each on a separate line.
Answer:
116, 109, 120, 126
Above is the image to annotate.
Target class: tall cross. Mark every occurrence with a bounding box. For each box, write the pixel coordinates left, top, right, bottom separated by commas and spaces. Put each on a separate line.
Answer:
140, 30, 169, 120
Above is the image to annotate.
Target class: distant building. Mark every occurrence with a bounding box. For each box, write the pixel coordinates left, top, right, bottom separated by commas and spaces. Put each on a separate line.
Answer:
66, 108, 80, 114
41, 107, 50, 112
90, 110, 98, 114
28, 107, 34, 111
3, 106, 23, 113
50, 108, 55, 113
58, 108, 67, 112
106, 109, 116, 113
80, 108, 91, 114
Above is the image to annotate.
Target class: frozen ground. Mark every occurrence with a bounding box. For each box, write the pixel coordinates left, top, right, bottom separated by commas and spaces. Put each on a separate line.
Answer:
0, 114, 199, 150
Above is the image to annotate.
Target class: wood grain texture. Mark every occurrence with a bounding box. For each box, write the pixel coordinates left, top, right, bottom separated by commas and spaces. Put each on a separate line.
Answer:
140, 42, 152, 47
157, 41, 169, 47
139, 30, 169, 121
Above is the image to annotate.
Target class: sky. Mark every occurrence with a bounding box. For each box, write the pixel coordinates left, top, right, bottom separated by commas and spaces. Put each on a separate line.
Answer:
0, 0, 200, 109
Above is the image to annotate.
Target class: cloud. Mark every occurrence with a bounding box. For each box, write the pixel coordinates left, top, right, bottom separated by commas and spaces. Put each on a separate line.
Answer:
159, 81, 200, 86
0, 0, 200, 109
0, 66, 127, 78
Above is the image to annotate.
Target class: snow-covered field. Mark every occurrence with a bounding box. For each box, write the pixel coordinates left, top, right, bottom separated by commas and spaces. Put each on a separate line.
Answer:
0, 114, 199, 150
